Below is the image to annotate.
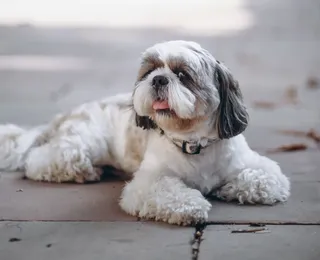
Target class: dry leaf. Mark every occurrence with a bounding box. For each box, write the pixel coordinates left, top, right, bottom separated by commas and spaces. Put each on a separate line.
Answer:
253, 86, 301, 110
283, 86, 298, 104
231, 228, 267, 234
9, 238, 21, 242
278, 129, 320, 143
306, 77, 319, 89
277, 129, 308, 137
267, 143, 308, 153
306, 130, 320, 143
253, 101, 277, 109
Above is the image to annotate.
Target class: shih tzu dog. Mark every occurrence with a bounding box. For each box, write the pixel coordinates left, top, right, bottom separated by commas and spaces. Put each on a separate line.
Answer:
0, 40, 290, 225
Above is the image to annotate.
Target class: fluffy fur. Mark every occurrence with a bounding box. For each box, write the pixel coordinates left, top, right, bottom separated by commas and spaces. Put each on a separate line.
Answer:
0, 41, 290, 225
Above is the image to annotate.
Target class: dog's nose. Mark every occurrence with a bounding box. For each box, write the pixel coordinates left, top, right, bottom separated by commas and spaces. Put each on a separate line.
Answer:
152, 75, 169, 87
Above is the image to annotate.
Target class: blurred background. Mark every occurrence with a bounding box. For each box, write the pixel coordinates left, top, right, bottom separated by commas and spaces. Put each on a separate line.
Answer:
0, 0, 319, 145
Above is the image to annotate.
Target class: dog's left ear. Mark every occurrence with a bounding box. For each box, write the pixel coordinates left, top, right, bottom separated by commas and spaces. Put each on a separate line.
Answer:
135, 114, 157, 130
214, 62, 249, 139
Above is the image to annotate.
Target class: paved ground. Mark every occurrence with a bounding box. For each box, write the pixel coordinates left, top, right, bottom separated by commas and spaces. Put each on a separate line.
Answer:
0, 0, 320, 259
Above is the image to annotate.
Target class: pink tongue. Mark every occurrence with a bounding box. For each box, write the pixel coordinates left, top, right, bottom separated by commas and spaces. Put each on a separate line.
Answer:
152, 101, 170, 110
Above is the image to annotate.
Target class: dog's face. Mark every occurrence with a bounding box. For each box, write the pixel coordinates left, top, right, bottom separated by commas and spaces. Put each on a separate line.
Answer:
133, 40, 248, 138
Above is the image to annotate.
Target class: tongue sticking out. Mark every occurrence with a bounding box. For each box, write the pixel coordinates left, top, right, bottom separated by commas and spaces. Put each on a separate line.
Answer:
152, 100, 170, 110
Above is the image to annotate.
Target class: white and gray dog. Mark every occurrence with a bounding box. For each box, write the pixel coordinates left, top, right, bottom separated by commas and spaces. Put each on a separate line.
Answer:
0, 40, 290, 225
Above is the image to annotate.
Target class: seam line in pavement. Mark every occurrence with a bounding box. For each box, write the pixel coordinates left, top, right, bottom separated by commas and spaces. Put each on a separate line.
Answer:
190, 223, 207, 260
205, 221, 320, 225
2, 220, 319, 225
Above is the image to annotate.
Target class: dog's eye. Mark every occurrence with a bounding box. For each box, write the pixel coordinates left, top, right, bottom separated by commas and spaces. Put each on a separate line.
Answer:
141, 69, 154, 79
176, 70, 191, 81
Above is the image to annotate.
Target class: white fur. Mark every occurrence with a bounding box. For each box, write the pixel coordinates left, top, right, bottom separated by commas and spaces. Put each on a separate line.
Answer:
0, 41, 290, 225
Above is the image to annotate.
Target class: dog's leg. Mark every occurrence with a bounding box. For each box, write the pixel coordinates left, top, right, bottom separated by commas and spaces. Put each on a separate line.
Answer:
216, 152, 290, 205
120, 172, 212, 225
25, 139, 103, 183
24, 116, 110, 183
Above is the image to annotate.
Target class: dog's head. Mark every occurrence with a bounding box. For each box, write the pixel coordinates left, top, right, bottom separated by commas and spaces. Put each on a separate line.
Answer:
133, 40, 248, 139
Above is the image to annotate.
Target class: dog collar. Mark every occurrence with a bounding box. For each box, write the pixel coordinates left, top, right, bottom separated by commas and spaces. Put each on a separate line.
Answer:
158, 129, 218, 155
171, 138, 217, 155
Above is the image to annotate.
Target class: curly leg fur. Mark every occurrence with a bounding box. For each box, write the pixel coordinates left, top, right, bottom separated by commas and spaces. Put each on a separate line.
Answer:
120, 174, 212, 225
216, 154, 290, 205
0, 104, 111, 183
25, 139, 103, 183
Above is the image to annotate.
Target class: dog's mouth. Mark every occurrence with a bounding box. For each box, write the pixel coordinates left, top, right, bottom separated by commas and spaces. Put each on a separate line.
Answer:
152, 100, 176, 116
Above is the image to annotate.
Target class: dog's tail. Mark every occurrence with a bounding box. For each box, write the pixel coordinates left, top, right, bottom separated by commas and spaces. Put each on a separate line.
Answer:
0, 124, 45, 171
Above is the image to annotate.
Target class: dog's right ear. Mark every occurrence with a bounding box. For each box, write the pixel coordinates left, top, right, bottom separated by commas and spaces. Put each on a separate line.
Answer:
135, 114, 157, 130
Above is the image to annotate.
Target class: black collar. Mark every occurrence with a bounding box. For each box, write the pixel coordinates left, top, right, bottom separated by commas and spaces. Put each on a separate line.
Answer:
158, 129, 218, 155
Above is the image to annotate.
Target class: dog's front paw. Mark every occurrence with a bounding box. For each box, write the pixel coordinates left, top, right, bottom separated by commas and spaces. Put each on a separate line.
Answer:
161, 197, 212, 226
216, 168, 290, 205
120, 187, 212, 226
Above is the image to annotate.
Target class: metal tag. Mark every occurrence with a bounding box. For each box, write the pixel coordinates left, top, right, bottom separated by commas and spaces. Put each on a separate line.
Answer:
182, 141, 201, 155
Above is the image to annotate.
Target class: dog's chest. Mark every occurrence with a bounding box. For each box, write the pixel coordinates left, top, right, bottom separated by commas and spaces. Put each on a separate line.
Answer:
169, 148, 225, 195
184, 155, 223, 195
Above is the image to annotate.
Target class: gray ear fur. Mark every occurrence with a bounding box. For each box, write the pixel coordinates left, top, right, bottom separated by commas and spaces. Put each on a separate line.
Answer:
215, 62, 249, 139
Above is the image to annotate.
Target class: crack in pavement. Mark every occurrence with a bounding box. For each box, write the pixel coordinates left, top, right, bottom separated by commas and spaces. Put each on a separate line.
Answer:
190, 223, 207, 260
205, 220, 320, 225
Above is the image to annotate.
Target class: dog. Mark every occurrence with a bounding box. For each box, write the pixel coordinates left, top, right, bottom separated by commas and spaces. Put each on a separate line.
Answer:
0, 40, 290, 225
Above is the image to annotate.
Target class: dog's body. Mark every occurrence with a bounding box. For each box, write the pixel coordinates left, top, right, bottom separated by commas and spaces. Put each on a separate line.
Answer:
0, 93, 146, 182
0, 41, 290, 225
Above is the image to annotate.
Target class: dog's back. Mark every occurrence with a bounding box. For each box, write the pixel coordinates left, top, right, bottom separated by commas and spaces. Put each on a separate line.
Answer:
0, 92, 147, 179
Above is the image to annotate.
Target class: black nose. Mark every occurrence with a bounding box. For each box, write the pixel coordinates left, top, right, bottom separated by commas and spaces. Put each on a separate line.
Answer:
152, 75, 169, 87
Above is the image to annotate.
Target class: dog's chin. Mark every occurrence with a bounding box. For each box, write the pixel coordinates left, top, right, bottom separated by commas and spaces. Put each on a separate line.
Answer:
150, 109, 200, 133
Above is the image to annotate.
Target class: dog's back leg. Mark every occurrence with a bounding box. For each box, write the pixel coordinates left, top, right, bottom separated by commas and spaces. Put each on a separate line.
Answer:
24, 112, 111, 183
0, 124, 46, 171
25, 139, 104, 183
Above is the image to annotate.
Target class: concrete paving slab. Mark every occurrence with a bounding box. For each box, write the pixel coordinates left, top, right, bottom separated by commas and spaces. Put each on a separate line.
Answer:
0, 172, 134, 221
208, 150, 320, 224
209, 181, 320, 224
1, 148, 319, 223
0, 221, 192, 260
244, 126, 320, 152
267, 151, 320, 183
0, 0, 319, 226
200, 225, 320, 260
0, 70, 133, 125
